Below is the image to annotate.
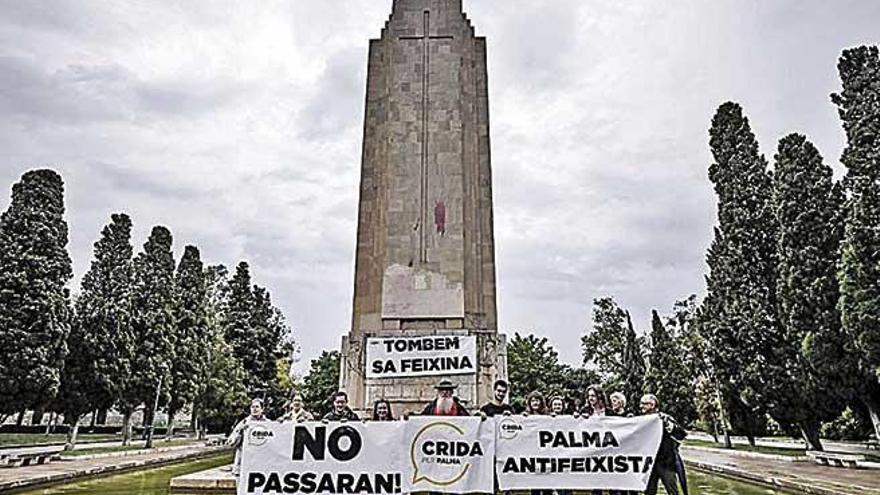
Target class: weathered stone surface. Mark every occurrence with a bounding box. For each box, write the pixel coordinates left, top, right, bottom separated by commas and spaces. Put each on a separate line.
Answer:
342, 0, 504, 413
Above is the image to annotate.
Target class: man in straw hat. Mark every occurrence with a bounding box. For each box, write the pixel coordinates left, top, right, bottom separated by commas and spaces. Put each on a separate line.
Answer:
419, 378, 472, 416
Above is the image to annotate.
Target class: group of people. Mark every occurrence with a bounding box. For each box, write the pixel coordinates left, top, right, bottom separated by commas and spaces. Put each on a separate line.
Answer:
228, 378, 688, 495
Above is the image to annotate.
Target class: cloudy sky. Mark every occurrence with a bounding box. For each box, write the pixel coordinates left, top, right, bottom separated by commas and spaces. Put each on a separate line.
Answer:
1, 0, 878, 371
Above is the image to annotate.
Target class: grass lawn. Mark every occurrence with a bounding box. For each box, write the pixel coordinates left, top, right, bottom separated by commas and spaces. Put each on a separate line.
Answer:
59, 438, 198, 457
0, 433, 119, 447
684, 438, 807, 457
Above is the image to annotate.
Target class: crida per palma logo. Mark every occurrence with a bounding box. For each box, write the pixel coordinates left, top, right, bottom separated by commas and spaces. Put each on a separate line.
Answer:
409, 421, 484, 487
248, 425, 274, 446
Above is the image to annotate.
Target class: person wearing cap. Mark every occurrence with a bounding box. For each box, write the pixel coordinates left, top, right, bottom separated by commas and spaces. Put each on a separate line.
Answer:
419, 378, 472, 416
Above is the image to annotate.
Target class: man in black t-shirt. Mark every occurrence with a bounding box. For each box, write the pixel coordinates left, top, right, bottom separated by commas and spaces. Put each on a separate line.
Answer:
480, 379, 514, 417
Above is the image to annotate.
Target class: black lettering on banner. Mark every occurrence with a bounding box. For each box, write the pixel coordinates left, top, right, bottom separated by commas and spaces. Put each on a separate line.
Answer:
500, 456, 655, 475
537, 430, 619, 448
328, 426, 362, 462
248, 473, 267, 492
293, 426, 326, 461
292, 426, 362, 462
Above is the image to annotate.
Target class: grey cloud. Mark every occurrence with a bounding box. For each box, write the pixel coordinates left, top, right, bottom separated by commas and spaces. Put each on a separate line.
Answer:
296, 48, 366, 141
0, 56, 246, 125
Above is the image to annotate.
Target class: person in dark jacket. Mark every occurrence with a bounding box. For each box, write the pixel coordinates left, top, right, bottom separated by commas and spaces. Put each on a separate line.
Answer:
371, 399, 396, 421
420, 379, 471, 416
322, 391, 361, 421
640, 394, 687, 495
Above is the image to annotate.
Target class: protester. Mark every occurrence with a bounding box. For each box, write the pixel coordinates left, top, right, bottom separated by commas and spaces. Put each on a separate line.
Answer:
609, 391, 631, 417
419, 378, 471, 416
279, 393, 314, 422
523, 390, 547, 415
322, 391, 361, 421
227, 398, 269, 476
584, 385, 608, 417
372, 399, 395, 421
549, 396, 566, 416
480, 379, 515, 417
640, 394, 688, 495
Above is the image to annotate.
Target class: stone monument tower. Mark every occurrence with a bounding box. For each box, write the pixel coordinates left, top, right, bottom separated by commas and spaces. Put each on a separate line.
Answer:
340, 0, 506, 413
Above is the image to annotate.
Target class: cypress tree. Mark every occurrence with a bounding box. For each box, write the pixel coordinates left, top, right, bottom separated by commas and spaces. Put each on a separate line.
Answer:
58, 213, 134, 448
192, 264, 232, 435
225, 261, 258, 394
701, 102, 778, 445
120, 226, 175, 444
582, 297, 645, 406
645, 310, 696, 426
167, 245, 208, 438
0, 169, 72, 418
772, 134, 849, 450
833, 45, 880, 439
251, 285, 292, 415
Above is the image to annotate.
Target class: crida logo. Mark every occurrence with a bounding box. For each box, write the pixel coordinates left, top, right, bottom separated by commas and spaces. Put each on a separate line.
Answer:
498, 418, 522, 440
248, 425, 274, 446
410, 421, 484, 487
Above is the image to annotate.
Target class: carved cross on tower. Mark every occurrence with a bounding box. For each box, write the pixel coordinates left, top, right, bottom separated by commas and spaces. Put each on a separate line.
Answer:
399, 10, 454, 264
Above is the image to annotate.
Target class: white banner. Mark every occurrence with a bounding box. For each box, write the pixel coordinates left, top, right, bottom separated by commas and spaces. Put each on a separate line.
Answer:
366, 335, 477, 378
495, 415, 663, 491
238, 418, 494, 495
239, 422, 404, 495
403, 417, 495, 494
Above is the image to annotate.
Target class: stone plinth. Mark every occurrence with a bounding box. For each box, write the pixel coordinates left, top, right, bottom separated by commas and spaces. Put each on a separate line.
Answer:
170, 465, 236, 493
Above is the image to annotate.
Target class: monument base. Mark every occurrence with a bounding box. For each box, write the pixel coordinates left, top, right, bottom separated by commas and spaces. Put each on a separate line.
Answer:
340, 330, 507, 416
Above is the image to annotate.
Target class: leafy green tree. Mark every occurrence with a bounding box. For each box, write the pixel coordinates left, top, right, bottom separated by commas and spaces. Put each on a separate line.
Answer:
700, 102, 778, 445
57, 213, 134, 449
644, 310, 696, 426
508, 333, 601, 411
167, 246, 208, 438
833, 45, 880, 439
772, 133, 849, 450
199, 327, 249, 434
582, 297, 646, 407
0, 169, 72, 419
301, 350, 340, 417
119, 226, 176, 444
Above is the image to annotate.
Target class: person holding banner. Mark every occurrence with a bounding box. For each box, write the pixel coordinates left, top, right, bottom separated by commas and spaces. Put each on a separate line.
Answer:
418, 378, 471, 416
479, 379, 514, 417
226, 398, 269, 476
609, 392, 632, 417
549, 396, 567, 416
584, 385, 608, 417
322, 391, 361, 421
522, 390, 547, 416
640, 394, 688, 495
371, 399, 396, 421
279, 393, 314, 422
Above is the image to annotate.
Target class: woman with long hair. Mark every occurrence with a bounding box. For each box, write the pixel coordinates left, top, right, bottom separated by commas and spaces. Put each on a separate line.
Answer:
523, 390, 547, 415
371, 399, 395, 421
585, 384, 608, 417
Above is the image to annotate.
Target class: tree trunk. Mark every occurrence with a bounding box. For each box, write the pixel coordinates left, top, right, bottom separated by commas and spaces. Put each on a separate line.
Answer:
45, 412, 54, 435
65, 419, 80, 451
799, 421, 823, 451
89, 410, 97, 428
96, 409, 108, 425
31, 407, 44, 425
15, 410, 25, 426
864, 397, 880, 444
121, 411, 133, 446
166, 406, 176, 441
190, 405, 198, 431
746, 433, 756, 447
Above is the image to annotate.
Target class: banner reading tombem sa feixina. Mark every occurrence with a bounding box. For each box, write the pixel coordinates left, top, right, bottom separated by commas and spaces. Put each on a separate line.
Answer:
365, 335, 477, 378
495, 415, 663, 491
238, 418, 494, 495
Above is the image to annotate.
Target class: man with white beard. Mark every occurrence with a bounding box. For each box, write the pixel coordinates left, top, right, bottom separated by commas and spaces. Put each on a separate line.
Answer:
418, 379, 472, 416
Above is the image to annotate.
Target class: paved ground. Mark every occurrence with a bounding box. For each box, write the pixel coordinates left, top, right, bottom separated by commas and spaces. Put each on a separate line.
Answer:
0, 444, 229, 493
681, 446, 880, 495
688, 432, 879, 456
